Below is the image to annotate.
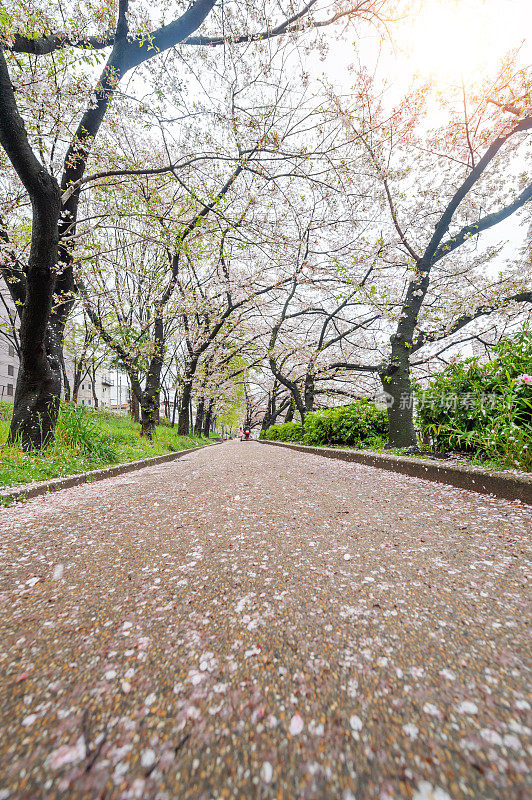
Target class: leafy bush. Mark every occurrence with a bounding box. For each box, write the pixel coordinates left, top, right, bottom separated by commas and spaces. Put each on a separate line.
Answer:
261, 400, 387, 448
303, 401, 387, 447
416, 329, 532, 470
262, 421, 303, 442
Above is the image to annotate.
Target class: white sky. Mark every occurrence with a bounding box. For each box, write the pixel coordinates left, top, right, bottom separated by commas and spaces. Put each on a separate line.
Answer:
310, 0, 531, 263
321, 0, 531, 91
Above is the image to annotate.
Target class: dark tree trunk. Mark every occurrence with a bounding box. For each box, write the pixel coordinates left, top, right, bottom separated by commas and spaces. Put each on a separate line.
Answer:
130, 389, 140, 422
8, 204, 63, 448
138, 317, 164, 438
171, 387, 179, 427
262, 395, 290, 429
91, 363, 98, 409
178, 357, 198, 435
178, 379, 193, 435
203, 399, 214, 437
61, 351, 71, 402
261, 399, 271, 431
304, 371, 315, 413
194, 397, 205, 435
380, 342, 417, 448
140, 394, 158, 438
72, 358, 82, 402
284, 400, 294, 422
162, 386, 170, 420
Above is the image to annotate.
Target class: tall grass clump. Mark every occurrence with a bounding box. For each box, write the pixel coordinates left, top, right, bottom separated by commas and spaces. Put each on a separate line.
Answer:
54, 403, 119, 461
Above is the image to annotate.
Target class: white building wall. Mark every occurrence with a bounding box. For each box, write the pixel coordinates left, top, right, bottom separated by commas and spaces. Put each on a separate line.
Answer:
0, 288, 19, 401
0, 280, 116, 409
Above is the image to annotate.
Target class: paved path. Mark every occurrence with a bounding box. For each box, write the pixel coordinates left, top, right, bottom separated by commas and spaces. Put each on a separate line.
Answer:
0, 441, 530, 800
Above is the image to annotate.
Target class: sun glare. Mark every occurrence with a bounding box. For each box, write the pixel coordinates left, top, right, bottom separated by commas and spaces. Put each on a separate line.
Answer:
403, 0, 530, 84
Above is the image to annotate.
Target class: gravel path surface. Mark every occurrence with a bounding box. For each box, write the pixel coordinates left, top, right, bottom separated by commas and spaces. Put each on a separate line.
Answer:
0, 440, 530, 800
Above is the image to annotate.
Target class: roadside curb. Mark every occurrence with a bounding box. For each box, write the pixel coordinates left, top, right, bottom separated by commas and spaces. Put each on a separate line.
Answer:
258, 440, 532, 504
1, 441, 221, 506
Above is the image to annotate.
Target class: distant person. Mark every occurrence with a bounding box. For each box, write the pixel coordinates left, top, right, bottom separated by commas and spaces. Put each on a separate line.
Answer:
238, 427, 243, 440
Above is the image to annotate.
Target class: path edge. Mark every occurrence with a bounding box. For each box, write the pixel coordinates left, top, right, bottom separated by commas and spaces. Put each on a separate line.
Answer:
1, 441, 221, 505
258, 440, 532, 504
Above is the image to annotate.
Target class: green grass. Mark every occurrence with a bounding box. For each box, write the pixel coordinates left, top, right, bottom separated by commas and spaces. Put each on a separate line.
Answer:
264, 435, 529, 474
0, 401, 209, 489
352, 444, 526, 472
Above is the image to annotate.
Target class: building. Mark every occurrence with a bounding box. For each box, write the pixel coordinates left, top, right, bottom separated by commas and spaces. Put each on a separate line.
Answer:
0, 287, 19, 400
0, 282, 118, 409
74, 370, 114, 408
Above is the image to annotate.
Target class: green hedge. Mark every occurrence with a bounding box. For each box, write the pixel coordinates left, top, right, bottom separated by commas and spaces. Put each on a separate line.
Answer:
259, 421, 303, 442
415, 329, 532, 470
260, 400, 387, 448
303, 401, 387, 447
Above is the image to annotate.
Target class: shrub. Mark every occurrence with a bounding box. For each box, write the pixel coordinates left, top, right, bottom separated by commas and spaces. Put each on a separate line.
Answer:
416, 329, 532, 470
303, 401, 387, 447
261, 401, 387, 448
262, 421, 303, 442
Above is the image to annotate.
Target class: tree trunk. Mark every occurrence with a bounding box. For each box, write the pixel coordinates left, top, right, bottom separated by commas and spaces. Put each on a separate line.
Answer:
140, 393, 158, 438
261, 391, 274, 431
72, 358, 82, 402
380, 343, 417, 448
171, 387, 179, 427
304, 371, 315, 413
194, 397, 205, 436
91, 363, 98, 409
130, 390, 140, 422
178, 356, 199, 435
8, 217, 63, 449
61, 351, 71, 402
203, 399, 214, 437
138, 317, 164, 438
284, 400, 294, 422
162, 386, 170, 420
178, 379, 193, 435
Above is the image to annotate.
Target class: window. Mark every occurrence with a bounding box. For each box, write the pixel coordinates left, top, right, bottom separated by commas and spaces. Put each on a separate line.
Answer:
7, 384, 13, 396
82, 384, 85, 390
8, 345, 14, 357
7, 364, 14, 376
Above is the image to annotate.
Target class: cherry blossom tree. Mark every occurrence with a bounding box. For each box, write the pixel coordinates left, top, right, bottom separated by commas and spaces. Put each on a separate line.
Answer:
326, 68, 532, 446
0, 0, 389, 447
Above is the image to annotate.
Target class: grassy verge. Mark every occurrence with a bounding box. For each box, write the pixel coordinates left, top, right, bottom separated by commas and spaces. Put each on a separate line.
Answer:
0, 401, 209, 489
262, 437, 529, 474
351, 444, 529, 473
